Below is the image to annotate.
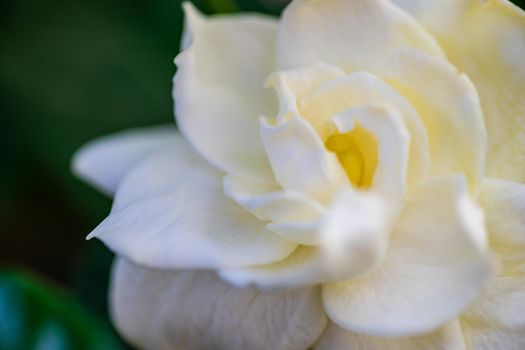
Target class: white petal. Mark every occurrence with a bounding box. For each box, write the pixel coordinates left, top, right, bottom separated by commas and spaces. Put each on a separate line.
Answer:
266, 221, 323, 246
221, 246, 329, 289
333, 104, 410, 197
460, 179, 525, 350
221, 190, 395, 289
224, 175, 326, 223
224, 176, 327, 246
224, 175, 327, 245
455, 0, 525, 184
321, 189, 396, 280
174, 3, 277, 181
323, 175, 491, 337
389, 0, 471, 38
277, 0, 444, 73
389, 0, 525, 182
300, 71, 430, 183
385, 48, 486, 185
111, 258, 327, 350
437, 0, 525, 183
315, 321, 465, 350
260, 116, 348, 203
89, 139, 296, 270
266, 62, 345, 118
72, 125, 180, 195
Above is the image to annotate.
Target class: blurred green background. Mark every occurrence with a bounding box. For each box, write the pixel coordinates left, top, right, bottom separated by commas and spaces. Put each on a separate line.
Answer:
1, 0, 524, 348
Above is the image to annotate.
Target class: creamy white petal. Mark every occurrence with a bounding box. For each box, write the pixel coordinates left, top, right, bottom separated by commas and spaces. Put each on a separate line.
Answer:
389, 0, 471, 37
392, 0, 525, 183
385, 48, 486, 185
460, 179, 525, 350
89, 140, 296, 270
266, 62, 345, 118
224, 175, 327, 245
111, 258, 327, 350
321, 189, 395, 280
277, 0, 444, 73
266, 221, 323, 246
221, 246, 328, 289
323, 176, 491, 337
315, 321, 465, 350
174, 3, 277, 181
260, 115, 348, 203
221, 190, 394, 288
72, 125, 180, 195
333, 104, 410, 197
300, 71, 430, 183
224, 175, 326, 223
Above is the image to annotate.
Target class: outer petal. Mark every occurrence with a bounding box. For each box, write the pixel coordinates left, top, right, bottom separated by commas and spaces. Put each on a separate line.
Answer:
385, 48, 486, 185
174, 3, 277, 181
300, 71, 430, 183
72, 126, 180, 195
389, 0, 471, 38
277, 0, 444, 73
315, 321, 465, 350
391, 0, 525, 183
221, 190, 394, 289
323, 176, 491, 337
260, 115, 348, 203
460, 179, 525, 349
111, 258, 327, 350
88, 139, 296, 270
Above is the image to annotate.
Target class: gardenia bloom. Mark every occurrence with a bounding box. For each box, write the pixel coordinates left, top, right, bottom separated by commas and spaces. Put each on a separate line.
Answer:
73, 0, 525, 349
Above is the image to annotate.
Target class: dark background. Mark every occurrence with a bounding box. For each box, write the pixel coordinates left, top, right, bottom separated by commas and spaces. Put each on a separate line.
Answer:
1, 0, 524, 348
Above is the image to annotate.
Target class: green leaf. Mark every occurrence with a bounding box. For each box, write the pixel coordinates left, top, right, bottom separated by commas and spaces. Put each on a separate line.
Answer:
206, 0, 239, 13
0, 270, 125, 350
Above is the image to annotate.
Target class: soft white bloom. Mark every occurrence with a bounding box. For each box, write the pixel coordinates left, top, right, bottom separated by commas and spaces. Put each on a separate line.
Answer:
73, 0, 525, 349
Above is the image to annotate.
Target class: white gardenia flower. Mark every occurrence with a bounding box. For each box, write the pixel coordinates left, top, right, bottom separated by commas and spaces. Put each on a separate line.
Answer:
73, 0, 525, 349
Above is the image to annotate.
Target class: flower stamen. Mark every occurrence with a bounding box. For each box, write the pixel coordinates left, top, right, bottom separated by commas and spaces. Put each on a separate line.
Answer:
325, 125, 378, 189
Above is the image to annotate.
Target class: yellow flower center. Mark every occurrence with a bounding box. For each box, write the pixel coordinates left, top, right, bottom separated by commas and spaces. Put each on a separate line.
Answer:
325, 125, 378, 189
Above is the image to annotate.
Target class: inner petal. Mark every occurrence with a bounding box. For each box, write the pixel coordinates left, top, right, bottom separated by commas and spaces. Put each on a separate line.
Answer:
325, 125, 378, 189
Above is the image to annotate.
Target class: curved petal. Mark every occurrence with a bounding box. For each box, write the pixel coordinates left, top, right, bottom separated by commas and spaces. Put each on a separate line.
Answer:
323, 175, 491, 337
315, 321, 465, 350
224, 176, 327, 245
385, 48, 486, 186
277, 0, 444, 73
266, 221, 323, 246
221, 190, 395, 289
391, 0, 525, 183
224, 175, 326, 223
174, 3, 277, 181
260, 116, 348, 203
389, 0, 471, 37
333, 104, 410, 197
111, 258, 327, 350
300, 71, 430, 183
89, 139, 296, 270
221, 246, 328, 289
72, 125, 180, 195
460, 179, 525, 349
266, 62, 345, 119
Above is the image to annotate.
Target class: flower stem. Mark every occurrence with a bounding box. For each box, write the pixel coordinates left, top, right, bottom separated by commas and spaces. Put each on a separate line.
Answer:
206, 0, 238, 13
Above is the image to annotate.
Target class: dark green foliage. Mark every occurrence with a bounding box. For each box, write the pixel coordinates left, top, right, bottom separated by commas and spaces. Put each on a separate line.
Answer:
0, 270, 125, 350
